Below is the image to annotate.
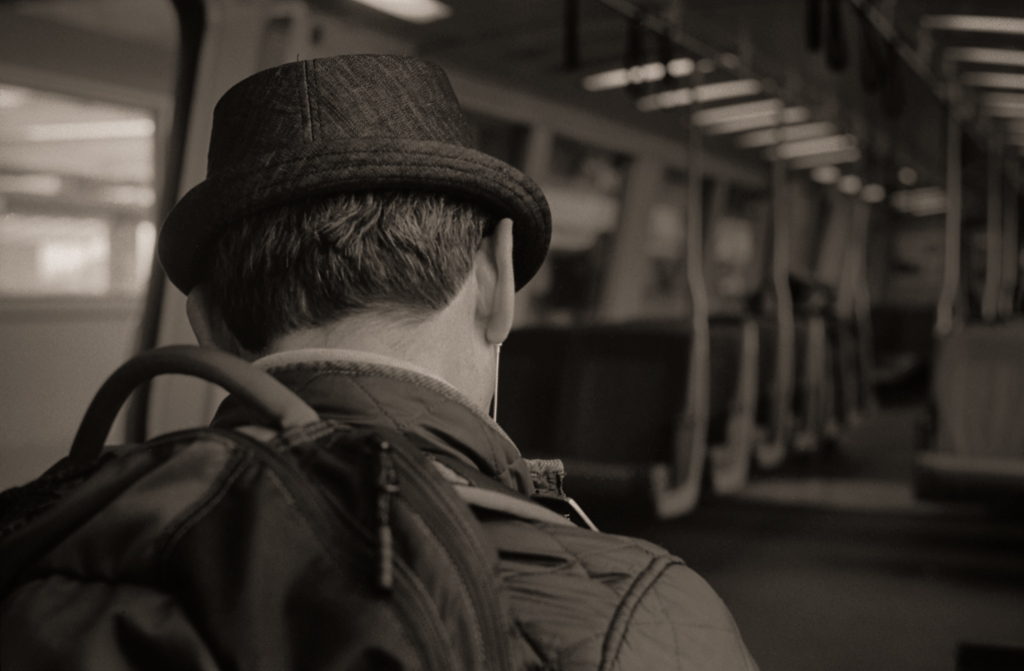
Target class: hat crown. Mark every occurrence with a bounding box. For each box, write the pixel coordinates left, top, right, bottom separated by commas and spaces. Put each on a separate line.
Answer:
207, 54, 474, 175
160, 54, 550, 295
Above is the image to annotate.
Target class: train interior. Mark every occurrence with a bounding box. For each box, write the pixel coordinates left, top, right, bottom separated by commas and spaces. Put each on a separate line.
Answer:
1, 0, 1022, 669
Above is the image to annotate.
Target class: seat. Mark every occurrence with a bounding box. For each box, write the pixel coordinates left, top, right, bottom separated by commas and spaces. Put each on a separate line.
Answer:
708, 316, 744, 447
497, 327, 574, 458
707, 315, 758, 494
499, 324, 696, 515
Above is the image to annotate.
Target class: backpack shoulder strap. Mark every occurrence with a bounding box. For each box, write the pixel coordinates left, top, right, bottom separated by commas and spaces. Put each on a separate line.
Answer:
69, 346, 320, 465
428, 452, 597, 530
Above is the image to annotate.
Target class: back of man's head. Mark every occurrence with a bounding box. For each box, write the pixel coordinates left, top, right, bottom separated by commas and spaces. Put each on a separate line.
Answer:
202, 190, 497, 354
159, 54, 550, 383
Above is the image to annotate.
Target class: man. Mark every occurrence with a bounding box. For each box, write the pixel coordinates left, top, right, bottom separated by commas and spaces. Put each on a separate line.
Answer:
165, 54, 757, 669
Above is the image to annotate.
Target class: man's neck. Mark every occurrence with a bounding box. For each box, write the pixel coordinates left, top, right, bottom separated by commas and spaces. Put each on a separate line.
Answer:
252, 347, 450, 385
264, 308, 490, 412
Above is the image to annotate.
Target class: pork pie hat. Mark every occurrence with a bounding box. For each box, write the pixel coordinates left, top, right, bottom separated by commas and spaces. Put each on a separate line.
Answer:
159, 54, 551, 293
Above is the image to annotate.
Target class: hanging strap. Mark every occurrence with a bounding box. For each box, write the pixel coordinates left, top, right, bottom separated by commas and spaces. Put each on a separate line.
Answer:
68, 346, 320, 465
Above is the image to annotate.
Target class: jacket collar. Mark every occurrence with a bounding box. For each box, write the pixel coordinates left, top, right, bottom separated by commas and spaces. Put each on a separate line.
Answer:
213, 348, 535, 495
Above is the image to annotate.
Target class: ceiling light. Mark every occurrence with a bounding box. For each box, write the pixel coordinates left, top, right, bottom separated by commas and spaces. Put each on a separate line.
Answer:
944, 47, 1024, 68
696, 79, 762, 103
582, 58, 695, 93
0, 86, 30, 109
921, 15, 1024, 35
738, 122, 838, 149
704, 107, 813, 135
781, 107, 812, 124
582, 63, 664, 92
23, 119, 155, 142
350, 0, 451, 24
667, 58, 697, 78
861, 184, 886, 204
718, 53, 742, 70
961, 72, 1024, 90
636, 87, 693, 112
692, 99, 782, 127
784, 122, 839, 142
890, 187, 946, 217
582, 70, 630, 92
636, 79, 762, 112
837, 175, 863, 196
897, 166, 918, 186
704, 114, 780, 135
982, 91, 1024, 117
788, 147, 861, 170
810, 165, 841, 185
983, 91, 1024, 107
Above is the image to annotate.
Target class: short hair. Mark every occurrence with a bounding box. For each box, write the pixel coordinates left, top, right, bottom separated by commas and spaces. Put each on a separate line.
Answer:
201, 190, 499, 353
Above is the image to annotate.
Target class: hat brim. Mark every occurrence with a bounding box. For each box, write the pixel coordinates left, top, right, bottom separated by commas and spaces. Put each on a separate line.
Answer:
158, 137, 551, 294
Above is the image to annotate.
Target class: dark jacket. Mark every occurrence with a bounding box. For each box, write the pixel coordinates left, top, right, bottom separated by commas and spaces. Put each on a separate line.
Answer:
214, 354, 759, 671
0, 352, 757, 670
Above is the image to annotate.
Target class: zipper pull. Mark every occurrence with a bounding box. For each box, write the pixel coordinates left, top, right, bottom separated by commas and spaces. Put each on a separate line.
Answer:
376, 438, 399, 591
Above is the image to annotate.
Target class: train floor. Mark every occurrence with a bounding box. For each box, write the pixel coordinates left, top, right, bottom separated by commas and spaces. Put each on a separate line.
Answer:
589, 404, 1024, 671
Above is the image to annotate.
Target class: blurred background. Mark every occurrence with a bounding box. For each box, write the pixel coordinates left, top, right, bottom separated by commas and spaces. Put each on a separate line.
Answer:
0, 1, 1022, 669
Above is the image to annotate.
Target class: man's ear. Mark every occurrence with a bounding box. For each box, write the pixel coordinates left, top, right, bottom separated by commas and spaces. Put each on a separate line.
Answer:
476, 218, 515, 345
186, 285, 249, 357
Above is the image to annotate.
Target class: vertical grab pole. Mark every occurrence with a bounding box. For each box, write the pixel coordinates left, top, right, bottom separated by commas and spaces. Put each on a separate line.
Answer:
765, 155, 795, 467
851, 197, 876, 413
936, 112, 962, 336
834, 194, 859, 424
999, 155, 1020, 318
981, 131, 1003, 322
679, 82, 711, 503
651, 77, 710, 518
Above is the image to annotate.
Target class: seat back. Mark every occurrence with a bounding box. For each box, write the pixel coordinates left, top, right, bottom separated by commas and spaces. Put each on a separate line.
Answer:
500, 325, 692, 465
756, 319, 778, 425
708, 316, 745, 445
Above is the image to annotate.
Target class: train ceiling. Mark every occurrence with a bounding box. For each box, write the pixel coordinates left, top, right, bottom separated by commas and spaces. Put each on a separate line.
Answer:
322, 0, 1023, 189
7, 0, 1023, 191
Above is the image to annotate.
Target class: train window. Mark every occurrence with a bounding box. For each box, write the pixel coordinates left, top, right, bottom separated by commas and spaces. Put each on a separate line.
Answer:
641, 167, 690, 319
708, 216, 756, 297
529, 135, 632, 324
706, 184, 769, 313
883, 217, 945, 307
0, 83, 157, 298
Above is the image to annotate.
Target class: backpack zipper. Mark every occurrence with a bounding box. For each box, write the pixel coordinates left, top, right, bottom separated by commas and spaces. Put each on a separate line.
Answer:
387, 441, 515, 671
376, 439, 399, 591
209, 428, 457, 671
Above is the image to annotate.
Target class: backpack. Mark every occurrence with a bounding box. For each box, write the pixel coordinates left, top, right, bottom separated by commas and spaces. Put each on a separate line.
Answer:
0, 346, 527, 670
